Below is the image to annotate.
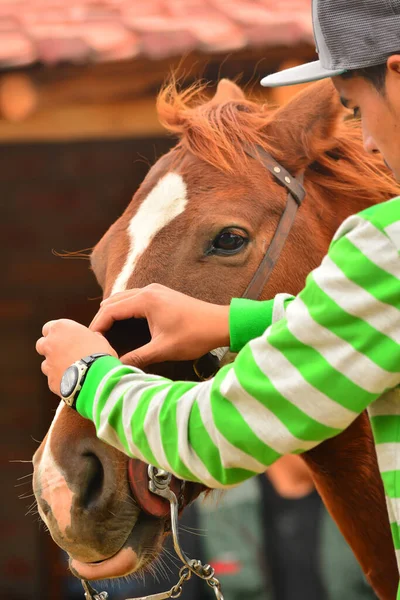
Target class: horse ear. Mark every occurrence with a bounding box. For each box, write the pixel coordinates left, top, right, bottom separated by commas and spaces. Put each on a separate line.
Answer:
268, 80, 345, 172
210, 79, 246, 104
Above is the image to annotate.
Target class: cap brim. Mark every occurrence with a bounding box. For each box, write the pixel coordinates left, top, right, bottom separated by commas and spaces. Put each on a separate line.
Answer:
260, 60, 346, 88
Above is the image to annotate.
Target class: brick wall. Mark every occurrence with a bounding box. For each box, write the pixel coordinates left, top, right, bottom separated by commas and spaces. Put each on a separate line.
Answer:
0, 136, 173, 600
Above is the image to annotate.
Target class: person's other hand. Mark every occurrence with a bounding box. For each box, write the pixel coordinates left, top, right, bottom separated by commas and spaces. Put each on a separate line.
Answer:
90, 284, 230, 369
36, 319, 117, 395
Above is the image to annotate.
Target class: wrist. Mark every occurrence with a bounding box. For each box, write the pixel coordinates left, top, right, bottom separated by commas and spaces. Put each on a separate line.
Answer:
60, 353, 112, 409
208, 304, 230, 349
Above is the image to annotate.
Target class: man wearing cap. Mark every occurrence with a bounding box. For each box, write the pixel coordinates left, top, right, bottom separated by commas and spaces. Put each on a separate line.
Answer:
37, 0, 400, 594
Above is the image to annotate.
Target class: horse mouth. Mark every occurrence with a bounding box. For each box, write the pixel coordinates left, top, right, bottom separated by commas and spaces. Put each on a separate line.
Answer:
71, 546, 139, 580
69, 511, 165, 581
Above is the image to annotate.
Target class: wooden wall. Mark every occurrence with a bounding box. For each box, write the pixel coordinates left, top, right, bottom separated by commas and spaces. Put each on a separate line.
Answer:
1, 136, 173, 599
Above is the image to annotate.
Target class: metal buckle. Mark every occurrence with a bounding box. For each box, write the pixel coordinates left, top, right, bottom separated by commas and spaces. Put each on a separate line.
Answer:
80, 465, 224, 600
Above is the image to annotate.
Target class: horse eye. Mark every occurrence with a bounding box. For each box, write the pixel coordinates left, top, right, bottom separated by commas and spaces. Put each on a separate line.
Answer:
209, 229, 248, 256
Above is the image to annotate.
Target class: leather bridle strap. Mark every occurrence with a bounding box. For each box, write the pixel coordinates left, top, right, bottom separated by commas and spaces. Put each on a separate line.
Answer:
242, 145, 305, 300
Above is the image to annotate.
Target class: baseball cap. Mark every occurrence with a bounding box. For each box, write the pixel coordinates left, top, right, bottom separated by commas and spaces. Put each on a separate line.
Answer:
261, 0, 400, 88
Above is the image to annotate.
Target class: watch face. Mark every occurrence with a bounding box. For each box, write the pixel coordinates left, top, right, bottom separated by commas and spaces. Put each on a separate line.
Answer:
60, 365, 80, 398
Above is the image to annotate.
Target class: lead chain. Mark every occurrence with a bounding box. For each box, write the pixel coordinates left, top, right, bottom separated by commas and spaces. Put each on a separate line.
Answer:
207, 577, 224, 599
169, 565, 223, 600
169, 566, 192, 598
125, 566, 192, 600
148, 467, 225, 600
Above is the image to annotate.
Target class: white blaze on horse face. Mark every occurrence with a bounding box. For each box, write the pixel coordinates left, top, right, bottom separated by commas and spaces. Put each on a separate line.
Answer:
34, 401, 74, 536
111, 172, 188, 295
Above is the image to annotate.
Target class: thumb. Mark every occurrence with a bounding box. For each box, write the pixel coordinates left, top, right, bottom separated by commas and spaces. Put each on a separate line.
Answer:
120, 341, 160, 371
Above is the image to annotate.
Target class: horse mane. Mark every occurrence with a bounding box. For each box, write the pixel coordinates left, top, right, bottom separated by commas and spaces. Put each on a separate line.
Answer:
157, 81, 400, 207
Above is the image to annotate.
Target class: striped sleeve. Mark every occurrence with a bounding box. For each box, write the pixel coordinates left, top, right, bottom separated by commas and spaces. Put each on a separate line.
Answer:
77, 199, 400, 489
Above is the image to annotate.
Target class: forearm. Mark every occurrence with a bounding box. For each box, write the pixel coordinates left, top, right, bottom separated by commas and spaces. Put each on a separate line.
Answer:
77, 357, 280, 488
77, 319, 365, 489
77, 286, 374, 491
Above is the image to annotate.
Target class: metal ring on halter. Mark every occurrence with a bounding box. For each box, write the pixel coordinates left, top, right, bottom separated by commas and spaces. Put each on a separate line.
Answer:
147, 465, 194, 572
147, 466, 223, 593
147, 468, 226, 600
120, 466, 225, 600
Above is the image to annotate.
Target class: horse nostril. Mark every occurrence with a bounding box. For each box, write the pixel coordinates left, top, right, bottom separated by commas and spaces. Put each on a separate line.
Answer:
80, 453, 104, 510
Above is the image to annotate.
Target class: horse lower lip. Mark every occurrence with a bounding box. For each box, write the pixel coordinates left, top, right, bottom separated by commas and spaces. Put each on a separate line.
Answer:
71, 547, 138, 580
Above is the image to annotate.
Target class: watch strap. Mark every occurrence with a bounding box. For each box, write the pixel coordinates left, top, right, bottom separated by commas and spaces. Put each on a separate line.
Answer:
80, 353, 112, 367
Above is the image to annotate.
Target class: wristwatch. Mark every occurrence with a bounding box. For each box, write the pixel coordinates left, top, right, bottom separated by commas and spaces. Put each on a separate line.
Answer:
60, 353, 111, 409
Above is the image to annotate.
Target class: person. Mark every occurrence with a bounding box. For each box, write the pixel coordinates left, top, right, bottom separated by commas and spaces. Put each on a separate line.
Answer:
36, 0, 400, 590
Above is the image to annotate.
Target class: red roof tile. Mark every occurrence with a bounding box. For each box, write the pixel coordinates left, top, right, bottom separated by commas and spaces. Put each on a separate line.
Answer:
0, 0, 313, 68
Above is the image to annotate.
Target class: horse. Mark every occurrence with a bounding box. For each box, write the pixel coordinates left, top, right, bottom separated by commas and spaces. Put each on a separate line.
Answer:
32, 78, 400, 599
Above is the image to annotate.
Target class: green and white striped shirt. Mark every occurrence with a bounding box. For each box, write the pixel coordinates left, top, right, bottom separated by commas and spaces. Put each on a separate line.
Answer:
78, 197, 400, 568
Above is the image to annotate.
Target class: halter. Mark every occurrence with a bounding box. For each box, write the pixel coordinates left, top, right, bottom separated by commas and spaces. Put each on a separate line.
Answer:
242, 146, 305, 299
81, 146, 306, 600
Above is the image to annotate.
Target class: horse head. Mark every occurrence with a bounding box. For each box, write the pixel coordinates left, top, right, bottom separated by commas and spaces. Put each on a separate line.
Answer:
33, 78, 400, 596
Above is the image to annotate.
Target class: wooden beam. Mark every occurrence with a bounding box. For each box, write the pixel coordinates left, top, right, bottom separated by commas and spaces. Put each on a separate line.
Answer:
6, 44, 315, 108
0, 97, 165, 142
0, 45, 316, 141
0, 88, 280, 142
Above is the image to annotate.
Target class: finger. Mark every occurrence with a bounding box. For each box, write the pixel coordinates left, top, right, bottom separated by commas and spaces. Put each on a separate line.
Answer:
41, 360, 49, 375
42, 320, 57, 336
36, 337, 46, 356
90, 296, 146, 333
120, 342, 159, 371
100, 288, 142, 306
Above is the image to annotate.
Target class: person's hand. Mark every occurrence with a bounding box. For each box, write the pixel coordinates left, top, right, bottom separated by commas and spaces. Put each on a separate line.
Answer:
90, 284, 230, 369
36, 319, 117, 395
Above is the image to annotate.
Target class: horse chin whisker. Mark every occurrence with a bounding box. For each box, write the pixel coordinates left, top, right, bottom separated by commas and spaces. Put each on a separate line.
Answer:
25, 499, 39, 518
15, 480, 33, 488
30, 436, 43, 445
18, 492, 36, 500
157, 553, 175, 577
17, 471, 34, 479
178, 524, 207, 537
52, 248, 93, 260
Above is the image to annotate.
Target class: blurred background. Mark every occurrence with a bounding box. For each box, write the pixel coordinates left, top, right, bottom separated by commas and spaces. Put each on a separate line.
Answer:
0, 1, 377, 599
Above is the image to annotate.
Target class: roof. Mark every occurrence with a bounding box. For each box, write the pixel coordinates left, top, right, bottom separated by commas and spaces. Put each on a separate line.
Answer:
0, 0, 313, 68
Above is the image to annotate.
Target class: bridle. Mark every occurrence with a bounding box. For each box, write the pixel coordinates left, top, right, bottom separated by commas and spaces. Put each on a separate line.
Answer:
82, 146, 306, 600
242, 145, 305, 299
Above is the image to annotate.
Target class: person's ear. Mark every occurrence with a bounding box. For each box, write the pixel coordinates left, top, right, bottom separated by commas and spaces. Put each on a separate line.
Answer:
387, 55, 400, 76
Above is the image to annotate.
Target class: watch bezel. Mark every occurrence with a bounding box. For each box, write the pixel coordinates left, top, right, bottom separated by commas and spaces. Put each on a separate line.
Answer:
60, 363, 86, 406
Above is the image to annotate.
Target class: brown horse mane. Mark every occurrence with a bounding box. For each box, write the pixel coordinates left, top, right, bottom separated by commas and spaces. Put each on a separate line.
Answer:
157, 81, 400, 207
